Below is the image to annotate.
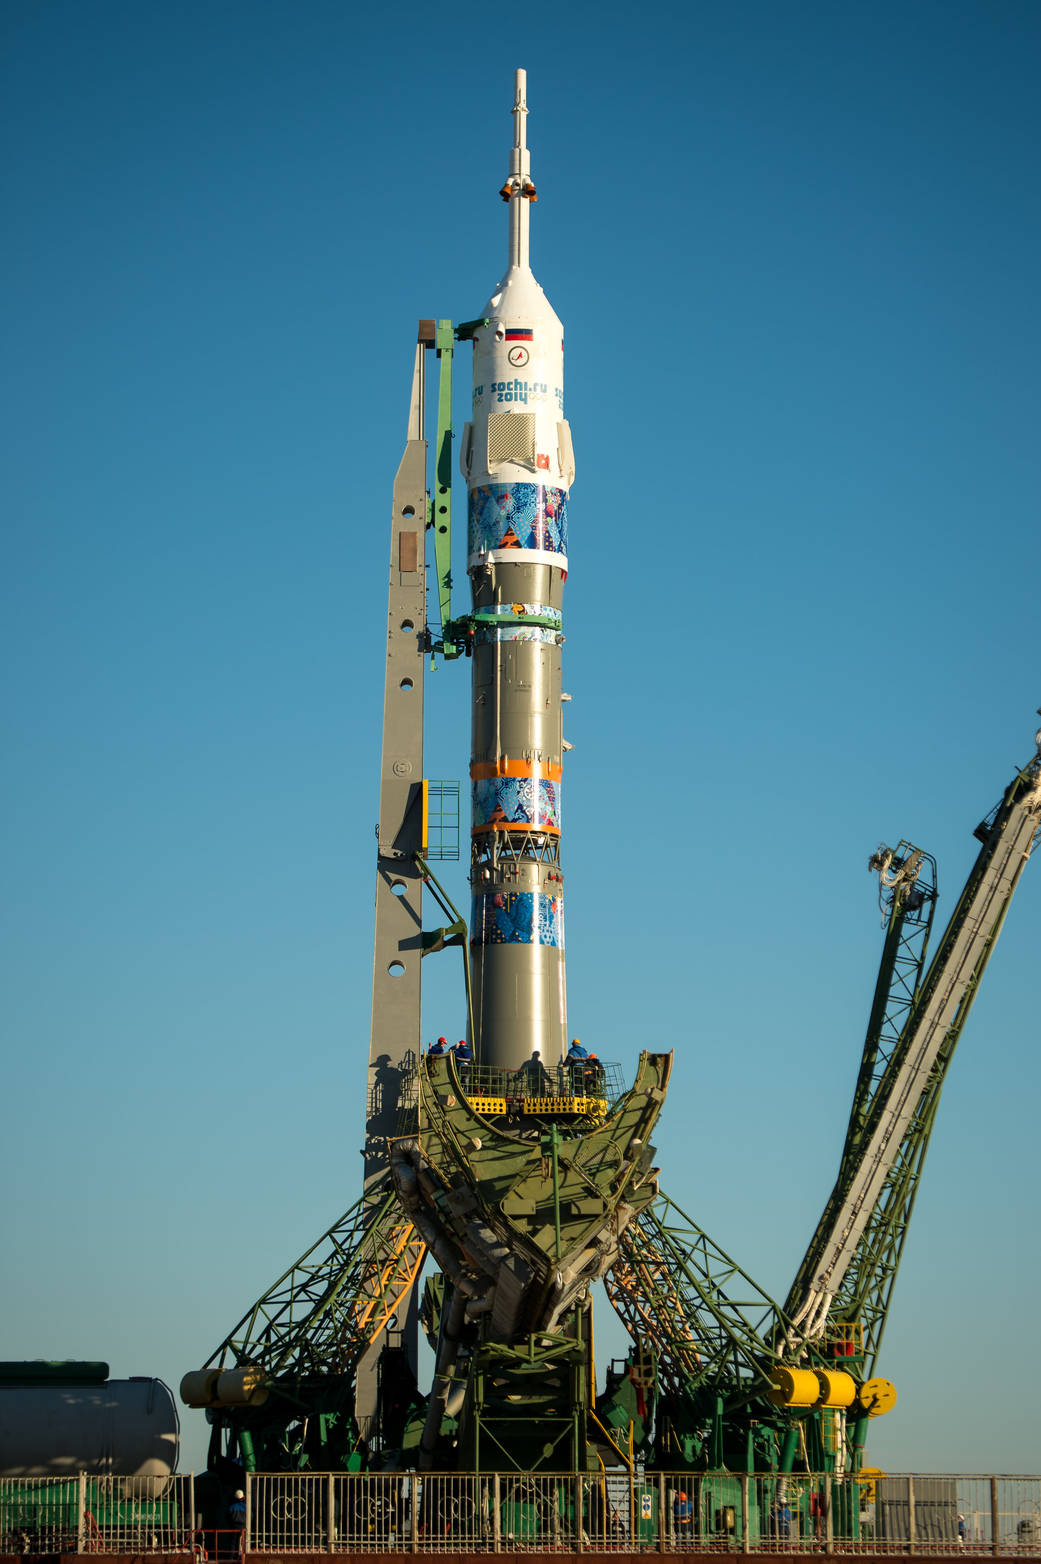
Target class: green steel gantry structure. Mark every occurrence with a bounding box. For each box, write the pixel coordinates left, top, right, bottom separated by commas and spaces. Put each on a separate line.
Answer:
181, 322, 1041, 1527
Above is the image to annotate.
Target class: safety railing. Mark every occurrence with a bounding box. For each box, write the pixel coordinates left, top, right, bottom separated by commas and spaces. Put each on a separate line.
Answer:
425, 1057, 625, 1110
2, 1471, 1038, 1555
0, 1472, 198, 1555
393, 1059, 627, 1134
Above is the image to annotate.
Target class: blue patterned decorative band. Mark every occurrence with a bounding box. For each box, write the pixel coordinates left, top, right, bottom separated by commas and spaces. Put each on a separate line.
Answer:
472, 601, 562, 646
472, 776, 561, 835
471, 890, 564, 949
476, 603, 562, 625
468, 484, 568, 560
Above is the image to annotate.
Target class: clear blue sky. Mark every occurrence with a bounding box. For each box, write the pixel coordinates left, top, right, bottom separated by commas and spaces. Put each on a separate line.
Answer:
3, 0, 1039, 1477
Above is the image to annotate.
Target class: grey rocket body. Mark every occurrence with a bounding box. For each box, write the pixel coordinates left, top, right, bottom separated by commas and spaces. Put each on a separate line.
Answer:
463, 71, 575, 1072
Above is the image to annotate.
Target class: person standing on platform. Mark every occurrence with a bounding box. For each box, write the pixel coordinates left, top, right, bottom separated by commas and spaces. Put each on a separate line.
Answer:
453, 1038, 473, 1089
565, 1038, 588, 1094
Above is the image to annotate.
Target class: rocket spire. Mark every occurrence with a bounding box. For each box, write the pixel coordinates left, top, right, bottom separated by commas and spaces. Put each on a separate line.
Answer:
504, 67, 535, 271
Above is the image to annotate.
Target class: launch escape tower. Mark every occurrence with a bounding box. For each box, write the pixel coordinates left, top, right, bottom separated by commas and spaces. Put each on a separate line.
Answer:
180, 71, 1041, 1518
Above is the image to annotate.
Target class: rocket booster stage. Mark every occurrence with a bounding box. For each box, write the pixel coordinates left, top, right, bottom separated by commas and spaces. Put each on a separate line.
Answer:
464, 70, 575, 1073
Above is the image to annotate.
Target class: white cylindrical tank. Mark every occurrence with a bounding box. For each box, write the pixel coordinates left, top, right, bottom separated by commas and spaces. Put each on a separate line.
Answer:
0, 1377, 179, 1478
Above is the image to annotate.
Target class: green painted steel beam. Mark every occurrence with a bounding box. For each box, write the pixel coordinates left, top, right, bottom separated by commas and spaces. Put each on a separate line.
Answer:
608, 1189, 792, 1408
785, 850, 937, 1339
430, 320, 461, 657
786, 750, 1040, 1375
415, 851, 475, 1048
204, 1181, 412, 1382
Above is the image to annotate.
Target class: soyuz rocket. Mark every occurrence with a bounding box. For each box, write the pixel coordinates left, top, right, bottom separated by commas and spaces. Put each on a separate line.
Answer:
179, 71, 671, 1470
465, 69, 574, 1072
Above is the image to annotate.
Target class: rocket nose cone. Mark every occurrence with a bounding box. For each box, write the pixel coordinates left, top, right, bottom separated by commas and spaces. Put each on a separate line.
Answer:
482, 266, 561, 333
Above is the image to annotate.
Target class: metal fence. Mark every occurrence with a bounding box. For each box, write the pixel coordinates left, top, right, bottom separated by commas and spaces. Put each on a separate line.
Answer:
0, 1472, 198, 1555
2, 1472, 1038, 1555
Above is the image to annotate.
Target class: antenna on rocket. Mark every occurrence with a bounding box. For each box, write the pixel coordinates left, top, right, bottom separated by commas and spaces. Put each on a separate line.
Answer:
500, 66, 536, 270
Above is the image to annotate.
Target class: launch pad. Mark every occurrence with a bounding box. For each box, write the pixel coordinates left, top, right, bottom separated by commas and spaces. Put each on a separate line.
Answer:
173, 66, 1041, 1552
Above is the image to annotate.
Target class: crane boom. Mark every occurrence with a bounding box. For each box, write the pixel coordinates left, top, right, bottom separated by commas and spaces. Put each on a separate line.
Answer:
787, 740, 1041, 1345
784, 844, 937, 1370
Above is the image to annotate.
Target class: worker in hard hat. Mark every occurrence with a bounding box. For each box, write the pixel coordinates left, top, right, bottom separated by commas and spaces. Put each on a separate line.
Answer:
228, 1489, 246, 1542
673, 1490, 693, 1544
584, 1050, 604, 1095
453, 1038, 473, 1089
565, 1037, 588, 1094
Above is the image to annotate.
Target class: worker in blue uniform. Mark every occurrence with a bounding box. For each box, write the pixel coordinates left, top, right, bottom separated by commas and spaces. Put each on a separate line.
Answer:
565, 1037, 588, 1094
453, 1038, 473, 1088
673, 1491, 693, 1546
227, 1490, 246, 1556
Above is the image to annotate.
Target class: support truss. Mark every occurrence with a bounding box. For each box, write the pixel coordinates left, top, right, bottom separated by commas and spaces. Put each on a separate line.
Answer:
606, 1190, 789, 1407
208, 1184, 426, 1383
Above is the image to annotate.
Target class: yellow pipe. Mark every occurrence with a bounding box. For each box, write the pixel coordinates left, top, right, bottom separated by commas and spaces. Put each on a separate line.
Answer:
588, 1409, 634, 1473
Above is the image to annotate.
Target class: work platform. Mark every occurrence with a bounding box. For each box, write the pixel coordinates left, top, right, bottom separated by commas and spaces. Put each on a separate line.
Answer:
407, 1059, 622, 1126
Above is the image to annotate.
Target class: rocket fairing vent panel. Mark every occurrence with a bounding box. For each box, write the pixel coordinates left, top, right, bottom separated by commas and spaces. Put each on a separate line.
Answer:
488, 413, 536, 466
557, 420, 575, 486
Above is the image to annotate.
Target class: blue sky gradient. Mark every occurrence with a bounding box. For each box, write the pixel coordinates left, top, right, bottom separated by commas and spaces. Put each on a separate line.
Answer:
3, 0, 1039, 1475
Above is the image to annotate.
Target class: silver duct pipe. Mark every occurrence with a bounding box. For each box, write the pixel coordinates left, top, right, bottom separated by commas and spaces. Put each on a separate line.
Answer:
418, 1286, 468, 1470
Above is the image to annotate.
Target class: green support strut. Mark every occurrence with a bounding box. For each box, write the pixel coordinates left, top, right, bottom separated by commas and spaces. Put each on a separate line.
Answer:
430, 320, 459, 655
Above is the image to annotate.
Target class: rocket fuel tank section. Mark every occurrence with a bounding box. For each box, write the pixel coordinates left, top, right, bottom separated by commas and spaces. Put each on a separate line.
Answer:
465, 70, 575, 1072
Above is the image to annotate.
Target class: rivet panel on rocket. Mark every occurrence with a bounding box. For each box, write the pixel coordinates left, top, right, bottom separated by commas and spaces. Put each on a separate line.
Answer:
463, 69, 575, 1073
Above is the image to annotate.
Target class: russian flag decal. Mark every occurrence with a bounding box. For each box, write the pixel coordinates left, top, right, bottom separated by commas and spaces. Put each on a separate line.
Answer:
504, 328, 533, 341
